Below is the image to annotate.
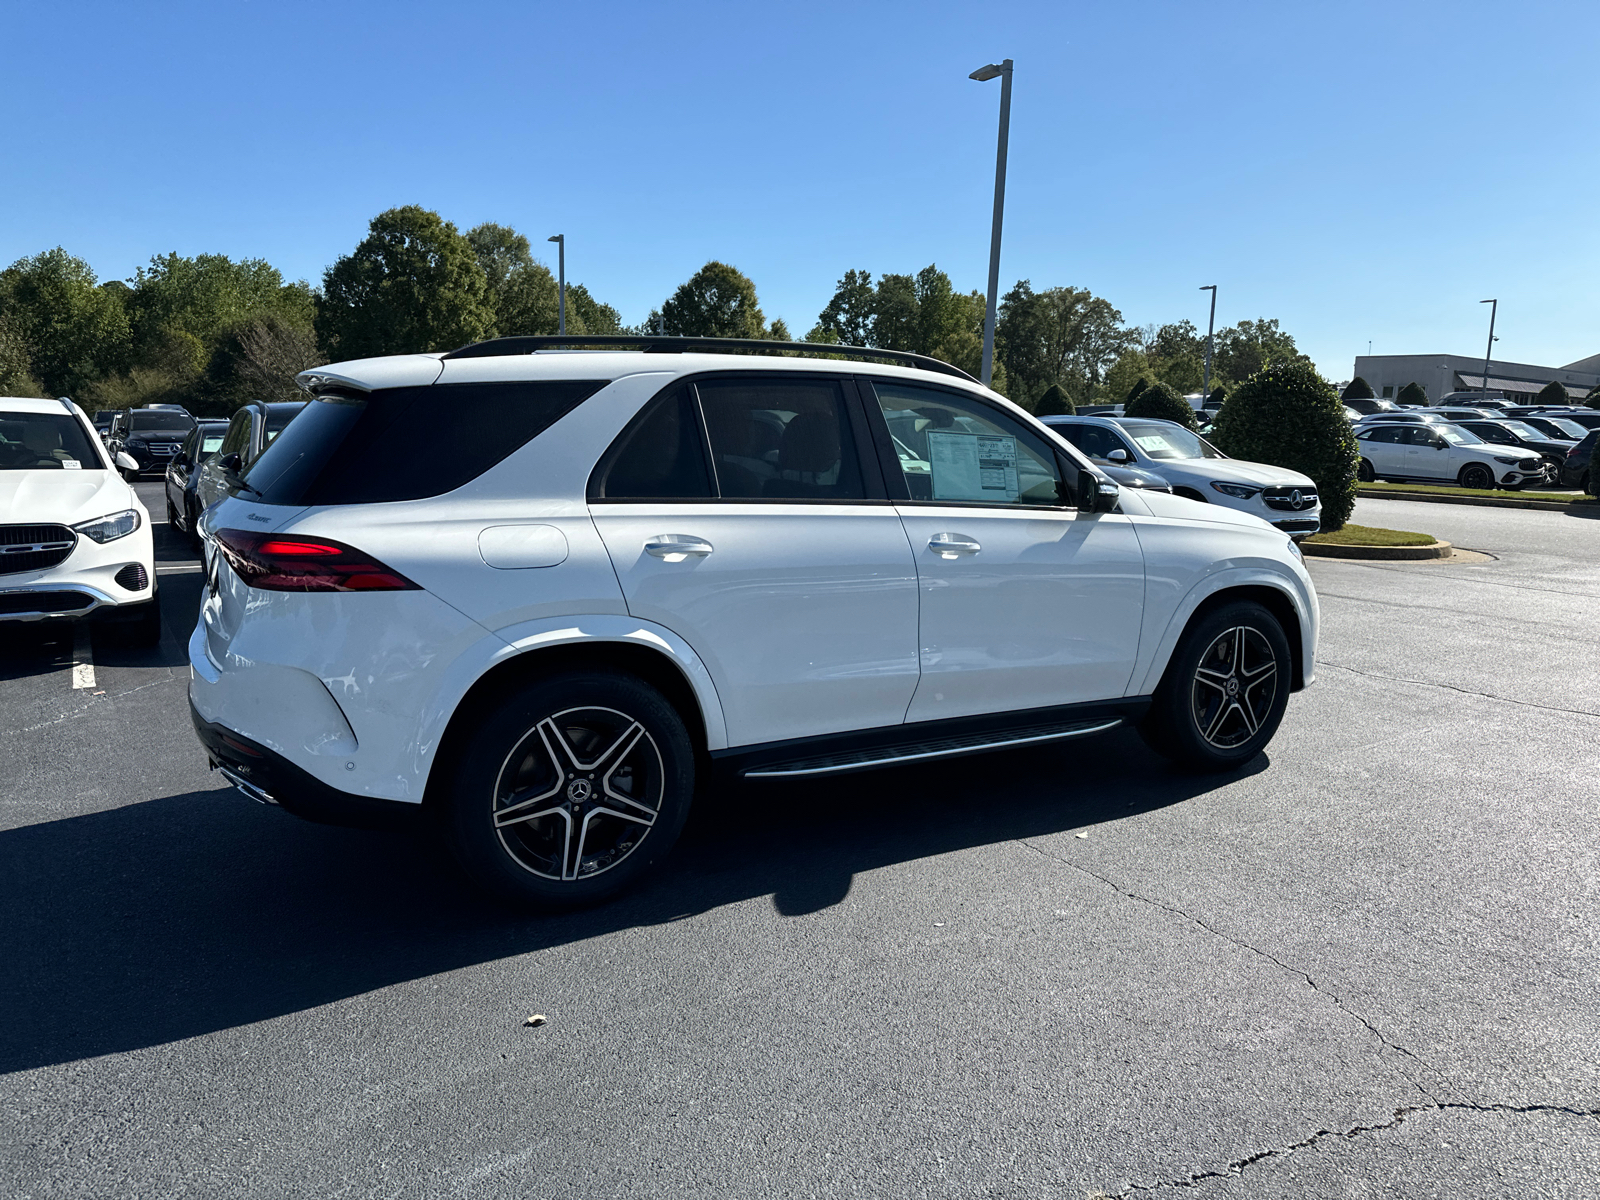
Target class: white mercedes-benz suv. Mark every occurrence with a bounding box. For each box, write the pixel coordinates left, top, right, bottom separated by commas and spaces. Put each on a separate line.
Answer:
189, 338, 1319, 908
1, 396, 160, 643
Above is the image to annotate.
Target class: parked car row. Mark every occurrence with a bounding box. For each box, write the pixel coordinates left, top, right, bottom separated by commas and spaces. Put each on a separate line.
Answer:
1353, 403, 1600, 488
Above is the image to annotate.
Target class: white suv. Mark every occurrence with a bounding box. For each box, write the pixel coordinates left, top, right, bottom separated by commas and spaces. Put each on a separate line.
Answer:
1355, 421, 1544, 489
189, 338, 1319, 908
1042, 414, 1322, 538
0, 396, 160, 643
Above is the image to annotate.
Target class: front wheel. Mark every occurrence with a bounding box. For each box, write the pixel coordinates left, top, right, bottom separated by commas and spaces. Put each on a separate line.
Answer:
1357, 458, 1375, 483
1458, 463, 1493, 490
1140, 601, 1292, 772
443, 670, 695, 909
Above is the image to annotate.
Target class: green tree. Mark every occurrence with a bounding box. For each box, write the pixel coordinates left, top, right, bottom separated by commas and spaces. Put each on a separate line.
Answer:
1034, 383, 1074, 416
1586, 388, 1600, 411
566, 285, 623, 335
813, 269, 875, 346
870, 272, 918, 350
1100, 350, 1151, 406
1211, 318, 1308, 383
1209, 360, 1359, 531
318, 206, 493, 358
661, 261, 768, 338
202, 313, 325, 409
767, 317, 792, 341
1396, 381, 1428, 407
1342, 376, 1375, 400
128, 253, 313, 361
997, 281, 1134, 409
1124, 380, 1199, 430
0, 314, 44, 396
1535, 379, 1570, 407
467, 223, 558, 337
0, 248, 132, 395
1156, 353, 1205, 395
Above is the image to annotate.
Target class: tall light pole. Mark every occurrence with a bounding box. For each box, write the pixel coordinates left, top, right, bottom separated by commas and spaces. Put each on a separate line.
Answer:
970, 58, 1012, 388
548, 234, 566, 335
1199, 285, 1217, 401
1479, 298, 1497, 401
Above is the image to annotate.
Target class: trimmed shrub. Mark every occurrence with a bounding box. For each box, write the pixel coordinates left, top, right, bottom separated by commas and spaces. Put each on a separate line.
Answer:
1035, 382, 1074, 416
1209, 361, 1359, 532
1535, 379, 1569, 407
1341, 376, 1375, 400
1123, 380, 1199, 430
1396, 381, 1428, 407
1208, 385, 1227, 408
1126, 376, 1150, 404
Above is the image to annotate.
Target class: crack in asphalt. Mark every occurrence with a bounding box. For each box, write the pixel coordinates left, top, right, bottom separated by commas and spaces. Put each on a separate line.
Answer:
1317, 660, 1600, 721
1096, 1102, 1600, 1196
2, 671, 180, 738
1016, 840, 1441, 1104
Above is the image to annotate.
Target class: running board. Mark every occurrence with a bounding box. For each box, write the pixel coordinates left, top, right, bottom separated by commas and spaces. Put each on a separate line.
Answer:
741, 718, 1123, 779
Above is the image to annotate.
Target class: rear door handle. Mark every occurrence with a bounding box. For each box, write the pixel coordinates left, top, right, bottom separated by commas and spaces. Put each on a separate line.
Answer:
644, 535, 714, 561
928, 533, 981, 558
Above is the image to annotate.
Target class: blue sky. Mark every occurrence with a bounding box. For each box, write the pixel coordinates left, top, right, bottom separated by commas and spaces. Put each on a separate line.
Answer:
3, 0, 1596, 378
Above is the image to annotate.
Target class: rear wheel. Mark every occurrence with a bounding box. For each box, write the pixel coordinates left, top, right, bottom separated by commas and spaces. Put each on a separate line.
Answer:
1458, 463, 1493, 490
443, 670, 695, 909
1140, 601, 1292, 772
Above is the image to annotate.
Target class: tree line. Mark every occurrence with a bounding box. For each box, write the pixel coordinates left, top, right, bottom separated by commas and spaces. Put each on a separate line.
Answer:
0, 202, 1312, 415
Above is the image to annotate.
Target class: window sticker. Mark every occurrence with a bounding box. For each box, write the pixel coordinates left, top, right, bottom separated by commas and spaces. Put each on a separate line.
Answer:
926, 431, 1019, 502
62, 459, 81, 469
1133, 434, 1175, 453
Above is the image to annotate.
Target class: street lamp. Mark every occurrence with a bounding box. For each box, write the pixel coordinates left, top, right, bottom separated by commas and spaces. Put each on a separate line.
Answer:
548, 235, 566, 335
1479, 298, 1497, 402
969, 58, 1013, 387
1199, 285, 1217, 401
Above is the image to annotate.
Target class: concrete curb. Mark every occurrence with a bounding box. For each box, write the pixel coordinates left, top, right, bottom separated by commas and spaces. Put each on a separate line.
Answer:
1302, 539, 1453, 561
1356, 488, 1594, 513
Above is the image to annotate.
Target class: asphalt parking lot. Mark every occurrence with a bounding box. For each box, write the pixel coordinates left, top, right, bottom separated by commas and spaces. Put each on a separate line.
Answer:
3, 485, 1597, 1198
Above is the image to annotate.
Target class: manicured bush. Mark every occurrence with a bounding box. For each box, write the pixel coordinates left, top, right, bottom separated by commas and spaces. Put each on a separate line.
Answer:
1034, 382, 1074, 416
1208, 385, 1227, 407
1123, 380, 1199, 430
1208, 360, 1359, 532
1535, 379, 1569, 407
1584, 385, 1600, 410
1341, 376, 1375, 401
1396, 381, 1428, 407
1126, 376, 1150, 404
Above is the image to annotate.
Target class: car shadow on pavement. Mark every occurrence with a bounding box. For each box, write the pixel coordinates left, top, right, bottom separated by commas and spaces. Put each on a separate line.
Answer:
0, 727, 1266, 1075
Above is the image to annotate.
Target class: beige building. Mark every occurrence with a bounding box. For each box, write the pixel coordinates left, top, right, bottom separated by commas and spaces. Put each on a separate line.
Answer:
1349, 352, 1599, 403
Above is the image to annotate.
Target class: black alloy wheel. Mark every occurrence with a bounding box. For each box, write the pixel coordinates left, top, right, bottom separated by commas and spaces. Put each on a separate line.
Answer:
1357, 458, 1376, 483
444, 670, 694, 909
1140, 600, 1292, 771
1458, 463, 1494, 490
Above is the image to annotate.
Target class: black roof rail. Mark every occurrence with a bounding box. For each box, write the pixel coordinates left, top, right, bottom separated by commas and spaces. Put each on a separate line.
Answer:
439, 335, 979, 383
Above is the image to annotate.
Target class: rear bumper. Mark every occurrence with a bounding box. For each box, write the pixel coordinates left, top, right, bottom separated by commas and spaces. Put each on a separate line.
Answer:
190, 703, 420, 830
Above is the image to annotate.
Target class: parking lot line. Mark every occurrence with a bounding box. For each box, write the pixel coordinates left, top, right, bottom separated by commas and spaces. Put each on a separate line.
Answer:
156, 564, 203, 575
71, 625, 95, 690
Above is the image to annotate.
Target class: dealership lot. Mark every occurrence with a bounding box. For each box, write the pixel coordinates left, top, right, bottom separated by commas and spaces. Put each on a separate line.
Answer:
2, 486, 1597, 1197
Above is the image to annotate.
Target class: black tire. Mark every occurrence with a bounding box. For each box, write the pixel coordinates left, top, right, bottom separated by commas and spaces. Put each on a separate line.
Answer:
443, 670, 694, 909
1458, 463, 1493, 490
185, 499, 203, 551
1357, 458, 1375, 483
165, 494, 181, 528
1139, 600, 1292, 772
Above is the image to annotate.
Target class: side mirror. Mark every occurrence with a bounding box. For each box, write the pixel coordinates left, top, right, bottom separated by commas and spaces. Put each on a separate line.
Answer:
1078, 468, 1120, 514
114, 451, 139, 471
1106, 448, 1132, 464
218, 452, 242, 472
1434, 440, 1447, 450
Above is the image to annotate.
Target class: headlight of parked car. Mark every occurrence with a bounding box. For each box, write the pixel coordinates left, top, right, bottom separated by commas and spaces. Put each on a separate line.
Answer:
74, 509, 141, 543
1492, 456, 1520, 465
1210, 481, 1263, 499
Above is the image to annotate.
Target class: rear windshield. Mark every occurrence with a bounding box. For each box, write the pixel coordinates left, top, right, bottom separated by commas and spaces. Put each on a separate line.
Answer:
245, 380, 605, 505
0, 412, 103, 471
130, 411, 195, 432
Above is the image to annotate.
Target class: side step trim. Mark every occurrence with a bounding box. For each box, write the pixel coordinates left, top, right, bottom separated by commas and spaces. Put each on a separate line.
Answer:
742, 718, 1123, 779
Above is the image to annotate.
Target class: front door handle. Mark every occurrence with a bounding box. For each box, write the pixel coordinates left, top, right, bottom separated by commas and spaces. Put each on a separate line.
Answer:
928, 533, 981, 559
644, 535, 714, 562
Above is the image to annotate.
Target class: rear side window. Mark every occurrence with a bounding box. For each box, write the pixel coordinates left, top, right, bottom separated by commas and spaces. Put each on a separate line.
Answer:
246, 380, 604, 506
591, 388, 715, 500
696, 377, 866, 500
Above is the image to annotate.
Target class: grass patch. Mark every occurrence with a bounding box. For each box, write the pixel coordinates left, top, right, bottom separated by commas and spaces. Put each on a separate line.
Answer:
1306, 523, 1437, 548
1358, 480, 1592, 503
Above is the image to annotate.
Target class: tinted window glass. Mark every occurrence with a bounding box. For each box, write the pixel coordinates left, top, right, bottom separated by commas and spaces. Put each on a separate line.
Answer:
0, 413, 102, 471
200, 432, 226, 456
265, 404, 304, 442
219, 412, 250, 457
593, 388, 714, 501
871, 381, 1061, 506
130, 411, 195, 433
1052, 422, 1131, 461
1364, 427, 1402, 443
247, 380, 604, 506
696, 377, 866, 501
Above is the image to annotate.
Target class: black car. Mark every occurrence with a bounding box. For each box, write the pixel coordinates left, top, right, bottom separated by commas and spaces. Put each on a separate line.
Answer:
107, 407, 197, 480
1561, 430, 1597, 491
1530, 408, 1600, 432
1455, 420, 1577, 486
1518, 414, 1593, 443
164, 419, 229, 545
92, 409, 122, 440
193, 401, 307, 516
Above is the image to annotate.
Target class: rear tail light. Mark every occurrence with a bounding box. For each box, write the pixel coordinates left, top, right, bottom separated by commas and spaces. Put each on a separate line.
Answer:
213, 529, 420, 592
